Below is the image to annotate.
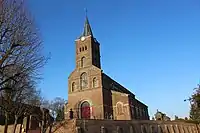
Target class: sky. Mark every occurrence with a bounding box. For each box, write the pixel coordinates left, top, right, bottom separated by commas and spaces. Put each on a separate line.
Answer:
27, 0, 200, 119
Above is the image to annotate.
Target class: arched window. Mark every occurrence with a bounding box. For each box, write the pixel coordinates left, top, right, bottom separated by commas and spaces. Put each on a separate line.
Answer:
139, 108, 142, 119
129, 125, 136, 133
105, 112, 108, 119
158, 125, 163, 133
131, 107, 134, 118
141, 125, 147, 133
100, 126, 108, 133
82, 47, 84, 51
116, 102, 123, 115
71, 82, 75, 92
166, 125, 171, 133
79, 48, 81, 52
117, 127, 123, 133
81, 57, 86, 67
136, 107, 139, 118
151, 126, 156, 133
85, 46, 87, 50
92, 77, 98, 88
80, 72, 87, 89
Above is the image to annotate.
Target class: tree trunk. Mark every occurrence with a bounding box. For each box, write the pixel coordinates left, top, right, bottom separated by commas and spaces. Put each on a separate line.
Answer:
19, 124, 23, 133
12, 124, 17, 133
4, 112, 8, 133
40, 121, 43, 133
41, 120, 45, 133
12, 115, 18, 133
40, 108, 45, 133
4, 125, 8, 133
48, 124, 52, 133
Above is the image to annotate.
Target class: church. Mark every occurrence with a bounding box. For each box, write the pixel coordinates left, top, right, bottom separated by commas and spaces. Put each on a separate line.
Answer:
64, 16, 149, 120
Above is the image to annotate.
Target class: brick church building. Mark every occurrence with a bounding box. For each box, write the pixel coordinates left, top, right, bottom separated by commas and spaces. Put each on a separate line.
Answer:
64, 16, 149, 120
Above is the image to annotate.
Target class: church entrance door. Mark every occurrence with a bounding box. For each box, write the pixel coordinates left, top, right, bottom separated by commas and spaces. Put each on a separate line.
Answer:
81, 101, 91, 119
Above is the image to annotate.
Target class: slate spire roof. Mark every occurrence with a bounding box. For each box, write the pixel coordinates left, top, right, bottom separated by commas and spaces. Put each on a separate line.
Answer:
81, 16, 93, 37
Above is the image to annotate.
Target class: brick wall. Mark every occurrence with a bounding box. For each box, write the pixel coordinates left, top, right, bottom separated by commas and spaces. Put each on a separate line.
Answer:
11, 118, 198, 133
51, 119, 199, 133
0, 125, 21, 133
75, 119, 200, 133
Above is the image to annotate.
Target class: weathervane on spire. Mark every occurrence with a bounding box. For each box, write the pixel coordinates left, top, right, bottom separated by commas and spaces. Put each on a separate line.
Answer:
80, 8, 93, 37
198, 80, 200, 88
84, 8, 88, 17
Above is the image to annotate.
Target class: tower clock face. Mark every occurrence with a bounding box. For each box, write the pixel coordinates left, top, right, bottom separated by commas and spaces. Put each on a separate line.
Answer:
81, 36, 86, 41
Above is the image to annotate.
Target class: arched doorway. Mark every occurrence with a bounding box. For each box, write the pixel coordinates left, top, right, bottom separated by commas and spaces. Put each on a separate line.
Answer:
81, 101, 91, 119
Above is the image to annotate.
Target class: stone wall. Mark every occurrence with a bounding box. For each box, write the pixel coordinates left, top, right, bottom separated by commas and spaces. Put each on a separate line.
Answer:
73, 119, 200, 133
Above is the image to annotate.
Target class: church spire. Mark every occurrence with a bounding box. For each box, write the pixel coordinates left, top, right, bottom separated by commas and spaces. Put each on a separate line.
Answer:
81, 12, 93, 37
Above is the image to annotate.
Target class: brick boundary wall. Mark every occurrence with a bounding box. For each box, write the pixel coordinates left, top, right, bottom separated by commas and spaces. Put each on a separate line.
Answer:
1, 119, 199, 133
75, 119, 200, 133
55, 119, 200, 133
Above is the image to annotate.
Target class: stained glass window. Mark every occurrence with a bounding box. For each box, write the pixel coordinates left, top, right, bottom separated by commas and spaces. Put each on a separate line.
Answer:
80, 72, 87, 89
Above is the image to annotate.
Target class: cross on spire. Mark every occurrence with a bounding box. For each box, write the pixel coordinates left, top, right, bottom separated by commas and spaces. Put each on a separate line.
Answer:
85, 8, 88, 17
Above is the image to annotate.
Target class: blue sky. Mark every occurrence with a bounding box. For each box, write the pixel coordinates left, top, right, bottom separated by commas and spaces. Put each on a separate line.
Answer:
27, 0, 200, 118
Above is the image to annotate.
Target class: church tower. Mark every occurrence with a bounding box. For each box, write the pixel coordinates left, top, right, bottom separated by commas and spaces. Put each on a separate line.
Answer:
66, 16, 104, 119
75, 16, 101, 69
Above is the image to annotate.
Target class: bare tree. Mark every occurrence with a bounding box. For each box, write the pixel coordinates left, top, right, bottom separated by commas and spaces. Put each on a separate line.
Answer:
0, 0, 48, 133
0, 0, 47, 92
48, 97, 65, 121
36, 97, 66, 133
